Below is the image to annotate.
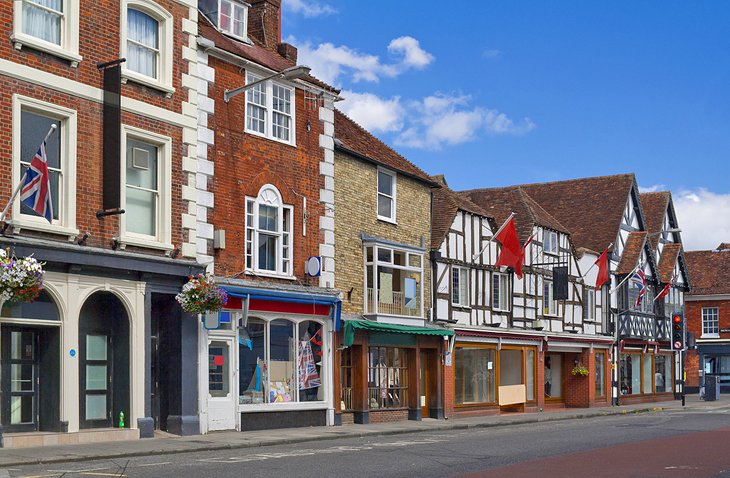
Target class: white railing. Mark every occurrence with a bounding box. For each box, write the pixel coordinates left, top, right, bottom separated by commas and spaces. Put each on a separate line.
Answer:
367, 288, 420, 317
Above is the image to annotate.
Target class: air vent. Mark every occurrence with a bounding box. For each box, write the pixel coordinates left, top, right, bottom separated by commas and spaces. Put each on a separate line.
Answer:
132, 147, 150, 170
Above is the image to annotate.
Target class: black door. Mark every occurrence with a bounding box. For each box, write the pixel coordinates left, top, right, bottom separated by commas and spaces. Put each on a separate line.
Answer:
1, 327, 39, 432
79, 333, 113, 428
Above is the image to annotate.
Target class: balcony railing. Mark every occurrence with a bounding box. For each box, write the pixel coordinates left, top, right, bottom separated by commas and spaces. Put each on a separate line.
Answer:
366, 288, 421, 317
618, 312, 670, 341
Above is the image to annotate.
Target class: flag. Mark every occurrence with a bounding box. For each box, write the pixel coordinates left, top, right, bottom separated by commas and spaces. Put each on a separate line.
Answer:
655, 274, 677, 302
20, 140, 53, 223
629, 267, 646, 308
595, 247, 610, 289
494, 216, 524, 278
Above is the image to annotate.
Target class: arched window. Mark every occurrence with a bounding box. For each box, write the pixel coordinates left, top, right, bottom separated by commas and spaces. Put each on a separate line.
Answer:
245, 185, 293, 276
1, 290, 60, 321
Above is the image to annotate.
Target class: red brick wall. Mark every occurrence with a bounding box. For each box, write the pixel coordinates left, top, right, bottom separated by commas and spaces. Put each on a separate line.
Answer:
685, 298, 730, 388
206, 56, 325, 281
686, 349, 700, 388
564, 351, 590, 408
443, 358, 455, 416
368, 409, 409, 423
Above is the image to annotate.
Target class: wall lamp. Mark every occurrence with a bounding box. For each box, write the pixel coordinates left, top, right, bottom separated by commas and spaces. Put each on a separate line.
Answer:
224, 65, 311, 103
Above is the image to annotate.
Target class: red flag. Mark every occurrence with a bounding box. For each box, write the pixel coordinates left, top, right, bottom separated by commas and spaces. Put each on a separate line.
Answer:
594, 247, 610, 289
655, 274, 677, 302
495, 217, 524, 279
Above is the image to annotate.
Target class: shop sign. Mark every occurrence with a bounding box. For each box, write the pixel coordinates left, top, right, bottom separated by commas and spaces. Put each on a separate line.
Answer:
720, 328, 730, 333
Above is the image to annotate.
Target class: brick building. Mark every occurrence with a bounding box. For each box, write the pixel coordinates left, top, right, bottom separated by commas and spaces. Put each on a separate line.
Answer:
685, 244, 730, 394
196, 0, 342, 433
332, 110, 451, 425
0, 0, 205, 446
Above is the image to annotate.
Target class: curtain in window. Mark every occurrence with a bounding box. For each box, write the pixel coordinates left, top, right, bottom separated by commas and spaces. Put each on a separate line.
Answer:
127, 9, 158, 78
22, 0, 62, 45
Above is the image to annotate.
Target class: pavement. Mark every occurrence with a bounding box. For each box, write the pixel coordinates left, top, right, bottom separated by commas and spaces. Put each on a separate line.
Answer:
0, 394, 728, 468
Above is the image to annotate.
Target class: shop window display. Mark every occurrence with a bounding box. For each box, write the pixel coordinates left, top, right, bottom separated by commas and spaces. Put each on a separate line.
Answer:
367, 347, 408, 409
455, 347, 496, 405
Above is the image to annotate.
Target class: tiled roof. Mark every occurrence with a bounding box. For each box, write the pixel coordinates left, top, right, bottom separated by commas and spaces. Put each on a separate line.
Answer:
431, 177, 493, 250
503, 174, 637, 254
657, 243, 681, 283
462, 186, 569, 243
686, 249, 730, 296
198, 19, 337, 92
333, 109, 435, 185
640, 192, 670, 249
718, 243, 730, 252
616, 232, 647, 275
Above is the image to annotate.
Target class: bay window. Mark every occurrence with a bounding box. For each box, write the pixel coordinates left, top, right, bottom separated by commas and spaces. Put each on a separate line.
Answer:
245, 73, 295, 144
245, 185, 293, 276
364, 243, 423, 318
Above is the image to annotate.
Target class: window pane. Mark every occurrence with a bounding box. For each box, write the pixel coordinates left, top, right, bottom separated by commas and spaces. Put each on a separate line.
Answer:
86, 335, 107, 361
85, 395, 106, 420
86, 365, 107, 390
378, 172, 392, 195
239, 318, 265, 404
526, 350, 535, 401
11, 364, 34, 392
455, 348, 496, 404
377, 194, 392, 218
298, 321, 323, 402
269, 320, 294, 403
22, 0, 62, 45
643, 355, 653, 394
272, 84, 291, 114
208, 341, 229, 397
272, 112, 290, 141
258, 233, 277, 271
20, 111, 61, 220
545, 353, 562, 398
246, 104, 266, 133
258, 204, 278, 232
125, 186, 157, 236
11, 395, 34, 424
595, 352, 605, 397
655, 355, 671, 393
127, 9, 159, 78
500, 349, 524, 387
126, 139, 158, 190
11, 331, 34, 360
452, 268, 460, 304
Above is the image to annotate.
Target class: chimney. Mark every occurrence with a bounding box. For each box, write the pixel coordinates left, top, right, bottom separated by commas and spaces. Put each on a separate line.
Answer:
277, 42, 298, 63
248, 0, 281, 51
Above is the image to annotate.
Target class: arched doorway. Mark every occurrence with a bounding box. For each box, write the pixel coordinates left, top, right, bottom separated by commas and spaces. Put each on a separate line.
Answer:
78, 292, 130, 429
1, 290, 61, 432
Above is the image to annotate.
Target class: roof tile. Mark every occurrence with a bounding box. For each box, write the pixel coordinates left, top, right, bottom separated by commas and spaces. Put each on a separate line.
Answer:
616, 232, 647, 275
686, 249, 730, 296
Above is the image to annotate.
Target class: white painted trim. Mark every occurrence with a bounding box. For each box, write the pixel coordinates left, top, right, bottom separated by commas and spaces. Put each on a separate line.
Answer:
12, 0, 82, 66
121, 0, 175, 95
11, 94, 79, 236
243, 71, 297, 146
376, 167, 397, 224
686, 294, 730, 301
0, 59, 192, 128
119, 124, 174, 251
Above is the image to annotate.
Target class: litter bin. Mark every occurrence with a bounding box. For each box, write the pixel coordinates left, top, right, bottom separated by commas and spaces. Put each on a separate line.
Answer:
705, 375, 720, 401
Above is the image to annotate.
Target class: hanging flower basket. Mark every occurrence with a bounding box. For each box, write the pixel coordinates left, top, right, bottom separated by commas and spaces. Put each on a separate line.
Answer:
0, 248, 45, 305
571, 362, 590, 377
176, 274, 227, 315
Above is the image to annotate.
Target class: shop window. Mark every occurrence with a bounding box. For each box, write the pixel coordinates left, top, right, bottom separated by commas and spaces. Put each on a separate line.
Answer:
620, 353, 641, 395
238, 316, 324, 405
340, 347, 353, 411
367, 347, 408, 409
654, 355, 672, 393
595, 352, 605, 397
455, 347, 495, 405
526, 349, 535, 401
364, 244, 423, 318
642, 354, 653, 394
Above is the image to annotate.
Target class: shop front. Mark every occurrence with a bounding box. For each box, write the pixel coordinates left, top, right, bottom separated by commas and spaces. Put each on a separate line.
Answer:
696, 344, 730, 394
202, 282, 341, 433
337, 320, 452, 424
617, 343, 675, 403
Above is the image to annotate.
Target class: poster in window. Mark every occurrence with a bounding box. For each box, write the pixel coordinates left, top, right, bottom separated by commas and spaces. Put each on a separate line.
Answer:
405, 278, 417, 309
379, 272, 393, 303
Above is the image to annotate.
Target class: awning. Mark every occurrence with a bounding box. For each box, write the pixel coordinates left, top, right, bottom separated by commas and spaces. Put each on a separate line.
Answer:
343, 320, 454, 347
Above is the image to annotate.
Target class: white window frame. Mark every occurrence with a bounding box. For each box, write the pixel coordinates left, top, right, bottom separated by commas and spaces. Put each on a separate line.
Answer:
12, 0, 82, 66
543, 279, 558, 316
702, 307, 719, 338
11, 94, 78, 237
376, 167, 397, 223
119, 124, 172, 251
245, 185, 294, 279
452, 266, 470, 308
363, 243, 424, 319
218, 0, 249, 41
120, 0, 175, 96
492, 272, 510, 312
544, 230, 558, 255
244, 72, 296, 146
585, 288, 596, 321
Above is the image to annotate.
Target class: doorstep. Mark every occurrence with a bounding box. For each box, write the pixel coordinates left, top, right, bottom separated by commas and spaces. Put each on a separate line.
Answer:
3, 427, 139, 449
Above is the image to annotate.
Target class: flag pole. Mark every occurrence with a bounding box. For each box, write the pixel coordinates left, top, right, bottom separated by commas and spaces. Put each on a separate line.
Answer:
609, 261, 640, 295
582, 243, 613, 277
0, 124, 57, 224
472, 212, 515, 261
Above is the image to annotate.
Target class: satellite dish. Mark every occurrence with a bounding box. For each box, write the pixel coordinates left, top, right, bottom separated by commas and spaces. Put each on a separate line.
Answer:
306, 256, 322, 277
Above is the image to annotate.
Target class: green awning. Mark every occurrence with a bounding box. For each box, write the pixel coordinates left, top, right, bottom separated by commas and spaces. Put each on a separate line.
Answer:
342, 319, 454, 347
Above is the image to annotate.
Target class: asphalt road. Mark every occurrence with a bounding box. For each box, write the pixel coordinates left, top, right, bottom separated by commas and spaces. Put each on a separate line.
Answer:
7, 409, 730, 478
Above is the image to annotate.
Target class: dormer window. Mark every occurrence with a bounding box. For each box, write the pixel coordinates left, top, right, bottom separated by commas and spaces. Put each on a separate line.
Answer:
219, 0, 248, 39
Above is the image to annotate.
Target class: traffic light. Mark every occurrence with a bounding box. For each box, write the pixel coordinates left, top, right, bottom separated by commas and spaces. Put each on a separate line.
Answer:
672, 312, 685, 350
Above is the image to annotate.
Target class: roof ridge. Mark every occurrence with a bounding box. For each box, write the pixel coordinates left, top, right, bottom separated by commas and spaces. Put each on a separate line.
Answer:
518, 188, 570, 234
461, 173, 636, 194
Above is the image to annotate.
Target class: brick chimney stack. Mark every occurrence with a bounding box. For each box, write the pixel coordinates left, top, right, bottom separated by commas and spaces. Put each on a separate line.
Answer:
248, 0, 281, 51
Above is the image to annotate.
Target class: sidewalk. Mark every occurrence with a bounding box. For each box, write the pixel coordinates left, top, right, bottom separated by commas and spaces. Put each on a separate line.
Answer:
1, 395, 728, 467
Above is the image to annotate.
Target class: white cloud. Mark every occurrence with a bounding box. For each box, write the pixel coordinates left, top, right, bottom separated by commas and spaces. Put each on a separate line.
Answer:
639, 184, 667, 193
284, 0, 336, 17
482, 49, 502, 59
337, 91, 404, 133
394, 93, 536, 150
292, 35, 433, 86
673, 188, 730, 251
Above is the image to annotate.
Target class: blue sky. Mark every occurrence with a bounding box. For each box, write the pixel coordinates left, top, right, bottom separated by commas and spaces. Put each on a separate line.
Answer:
282, 1, 730, 250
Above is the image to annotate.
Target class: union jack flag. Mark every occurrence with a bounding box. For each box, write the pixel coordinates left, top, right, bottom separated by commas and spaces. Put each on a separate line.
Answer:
630, 267, 646, 308
20, 140, 53, 223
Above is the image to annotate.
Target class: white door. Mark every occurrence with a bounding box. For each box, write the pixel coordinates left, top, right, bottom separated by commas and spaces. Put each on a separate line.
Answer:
207, 338, 237, 431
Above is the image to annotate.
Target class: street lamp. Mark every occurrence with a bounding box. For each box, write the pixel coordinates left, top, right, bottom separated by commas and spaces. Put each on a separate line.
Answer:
224, 65, 311, 103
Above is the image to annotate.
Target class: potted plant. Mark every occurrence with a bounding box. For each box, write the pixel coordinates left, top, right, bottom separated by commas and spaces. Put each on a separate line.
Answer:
0, 248, 45, 307
571, 362, 589, 377
175, 274, 228, 315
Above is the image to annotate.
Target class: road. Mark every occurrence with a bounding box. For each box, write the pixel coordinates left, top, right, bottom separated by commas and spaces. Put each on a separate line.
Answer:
6, 409, 730, 478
